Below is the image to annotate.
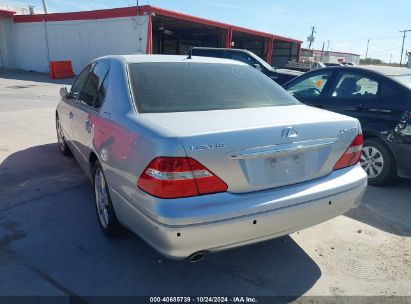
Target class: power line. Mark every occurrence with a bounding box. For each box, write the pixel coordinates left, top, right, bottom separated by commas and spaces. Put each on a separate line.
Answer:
366, 45, 402, 56
328, 36, 402, 43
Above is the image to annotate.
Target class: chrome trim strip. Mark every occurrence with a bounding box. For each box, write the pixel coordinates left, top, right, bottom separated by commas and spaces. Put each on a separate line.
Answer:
228, 137, 338, 159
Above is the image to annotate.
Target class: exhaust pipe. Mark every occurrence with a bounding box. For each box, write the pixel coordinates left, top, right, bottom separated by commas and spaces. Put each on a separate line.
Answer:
188, 251, 207, 263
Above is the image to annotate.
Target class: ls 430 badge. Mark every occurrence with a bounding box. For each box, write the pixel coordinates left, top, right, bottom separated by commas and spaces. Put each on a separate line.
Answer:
340, 127, 358, 134
190, 143, 226, 151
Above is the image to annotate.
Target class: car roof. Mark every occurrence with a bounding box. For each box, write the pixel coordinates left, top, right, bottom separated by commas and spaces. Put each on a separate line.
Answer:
98, 54, 247, 65
316, 65, 411, 76
191, 47, 252, 53
357, 65, 411, 76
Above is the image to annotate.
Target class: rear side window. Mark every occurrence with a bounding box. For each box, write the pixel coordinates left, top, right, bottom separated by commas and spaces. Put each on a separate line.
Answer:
71, 64, 92, 100
230, 52, 257, 66
95, 75, 109, 110
331, 73, 379, 98
128, 62, 299, 113
80, 60, 110, 108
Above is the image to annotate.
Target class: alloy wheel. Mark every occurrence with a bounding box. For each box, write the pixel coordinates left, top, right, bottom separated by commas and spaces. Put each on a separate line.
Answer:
56, 119, 65, 151
94, 167, 109, 228
360, 146, 384, 178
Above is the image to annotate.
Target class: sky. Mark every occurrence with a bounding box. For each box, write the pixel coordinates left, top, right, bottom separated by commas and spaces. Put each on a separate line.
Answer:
5, 0, 411, 63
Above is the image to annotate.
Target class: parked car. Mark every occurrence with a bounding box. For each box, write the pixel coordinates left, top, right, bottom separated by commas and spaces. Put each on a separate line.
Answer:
324, 63, 344, 67
283, 65, 411, 185
56, 55, 367, 260
189, 47, 303, 85
341, 62, 355, 66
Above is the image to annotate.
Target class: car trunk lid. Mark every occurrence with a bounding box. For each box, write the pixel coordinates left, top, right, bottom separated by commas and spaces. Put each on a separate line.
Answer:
139, 105, 360, 193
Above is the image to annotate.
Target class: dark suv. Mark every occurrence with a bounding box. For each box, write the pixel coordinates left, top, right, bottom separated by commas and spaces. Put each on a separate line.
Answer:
190, 47, 302, 85
283, 65, 411, 185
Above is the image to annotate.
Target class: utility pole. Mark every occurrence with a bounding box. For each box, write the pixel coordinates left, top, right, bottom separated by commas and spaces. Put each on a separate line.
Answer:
389, 53, 392, 64
399, 29, 411, 66
365, 39, 370, 59
307, 26, 316, 50
42, 0, 48, 14
326, 40, 330, 52
320, 41, 325, 62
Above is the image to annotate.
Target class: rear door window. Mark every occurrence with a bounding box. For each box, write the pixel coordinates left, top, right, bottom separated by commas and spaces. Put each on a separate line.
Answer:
80, 60, 110, 108
95, 74, 110, 110
331, 73, 379, 98
128, 62, 299, 113
230, 52, 257, 66
70, 64, 92, 100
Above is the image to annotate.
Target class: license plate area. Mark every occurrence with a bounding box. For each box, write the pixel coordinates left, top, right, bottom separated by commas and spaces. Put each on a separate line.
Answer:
268, 153, 304, 181
240, 151, 319, 187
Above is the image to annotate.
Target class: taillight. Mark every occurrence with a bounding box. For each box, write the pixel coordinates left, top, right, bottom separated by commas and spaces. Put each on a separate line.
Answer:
333, 134, 363, 171
137, 157, 228, 199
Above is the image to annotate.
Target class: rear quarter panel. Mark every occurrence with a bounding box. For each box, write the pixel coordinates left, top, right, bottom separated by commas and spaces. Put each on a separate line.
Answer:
91, 59, 187, 222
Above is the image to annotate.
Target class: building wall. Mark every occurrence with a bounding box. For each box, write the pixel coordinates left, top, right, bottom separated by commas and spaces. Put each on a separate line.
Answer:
327, 53, 360, 65
315, 53, 360, 65
13, 16, 148, 73
301, 49, 360, 65
272, 41, 299, 68
0, 18, 17, 69
14, 21, 48, 72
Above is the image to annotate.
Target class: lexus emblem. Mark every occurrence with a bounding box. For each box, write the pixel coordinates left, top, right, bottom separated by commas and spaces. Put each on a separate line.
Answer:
282, 127, 298, 140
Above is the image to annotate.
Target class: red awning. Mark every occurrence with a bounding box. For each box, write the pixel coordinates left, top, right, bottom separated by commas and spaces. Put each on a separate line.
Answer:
0, 9, 16, 18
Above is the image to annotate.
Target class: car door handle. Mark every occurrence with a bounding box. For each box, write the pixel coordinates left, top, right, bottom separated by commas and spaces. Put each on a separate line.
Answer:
96, 127, 106, 135
102, 111, 111, 118
85, 120, 93, 133
368, 108, 392, 113
69, 112, 73, 119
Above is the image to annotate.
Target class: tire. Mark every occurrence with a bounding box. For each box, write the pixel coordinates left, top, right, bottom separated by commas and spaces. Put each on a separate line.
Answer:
360, 138, 396, 186
56, 115, 72, 156
92, 161, 121, 236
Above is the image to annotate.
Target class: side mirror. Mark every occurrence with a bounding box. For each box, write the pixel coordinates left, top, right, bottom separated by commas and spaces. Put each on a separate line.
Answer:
60, 87, 69, 100
253, 63, 262, 71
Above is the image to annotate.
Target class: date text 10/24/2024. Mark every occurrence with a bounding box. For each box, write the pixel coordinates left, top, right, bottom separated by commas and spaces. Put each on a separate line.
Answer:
150, 297, 258, 303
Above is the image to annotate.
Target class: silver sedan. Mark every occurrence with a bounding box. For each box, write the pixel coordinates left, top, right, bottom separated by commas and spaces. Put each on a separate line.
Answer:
56, 55, 367, 261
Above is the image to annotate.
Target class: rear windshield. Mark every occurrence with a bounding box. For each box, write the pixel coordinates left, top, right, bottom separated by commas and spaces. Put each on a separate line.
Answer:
128, 62, 299, 113
390, 75, 411, 90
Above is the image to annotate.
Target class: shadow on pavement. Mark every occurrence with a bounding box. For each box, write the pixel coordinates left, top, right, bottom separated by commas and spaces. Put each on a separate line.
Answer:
0, 143, 87, 211
0, 144, 321, 298
0, 69, 75, 86
346, 178, 411, 237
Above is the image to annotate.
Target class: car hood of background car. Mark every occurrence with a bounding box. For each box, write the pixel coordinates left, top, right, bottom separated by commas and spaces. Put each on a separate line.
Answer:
275, 68, 304, 76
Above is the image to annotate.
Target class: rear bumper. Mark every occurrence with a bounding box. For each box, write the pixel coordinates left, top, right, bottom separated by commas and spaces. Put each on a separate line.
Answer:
390, 142, 411, 179
112, 164, 367, 259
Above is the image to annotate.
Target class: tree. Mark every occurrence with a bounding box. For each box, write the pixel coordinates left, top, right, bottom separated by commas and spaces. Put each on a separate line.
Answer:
360, 58, 383, 65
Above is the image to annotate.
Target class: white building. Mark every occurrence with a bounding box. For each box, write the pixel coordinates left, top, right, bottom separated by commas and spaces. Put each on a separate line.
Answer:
301, 48, 361, 65
0, 5, 302, 74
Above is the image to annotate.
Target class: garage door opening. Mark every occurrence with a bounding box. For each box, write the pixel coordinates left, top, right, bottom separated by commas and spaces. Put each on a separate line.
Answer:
272, 40, 300, 68
152, 16, 226, 55
231, 30, 267, 59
